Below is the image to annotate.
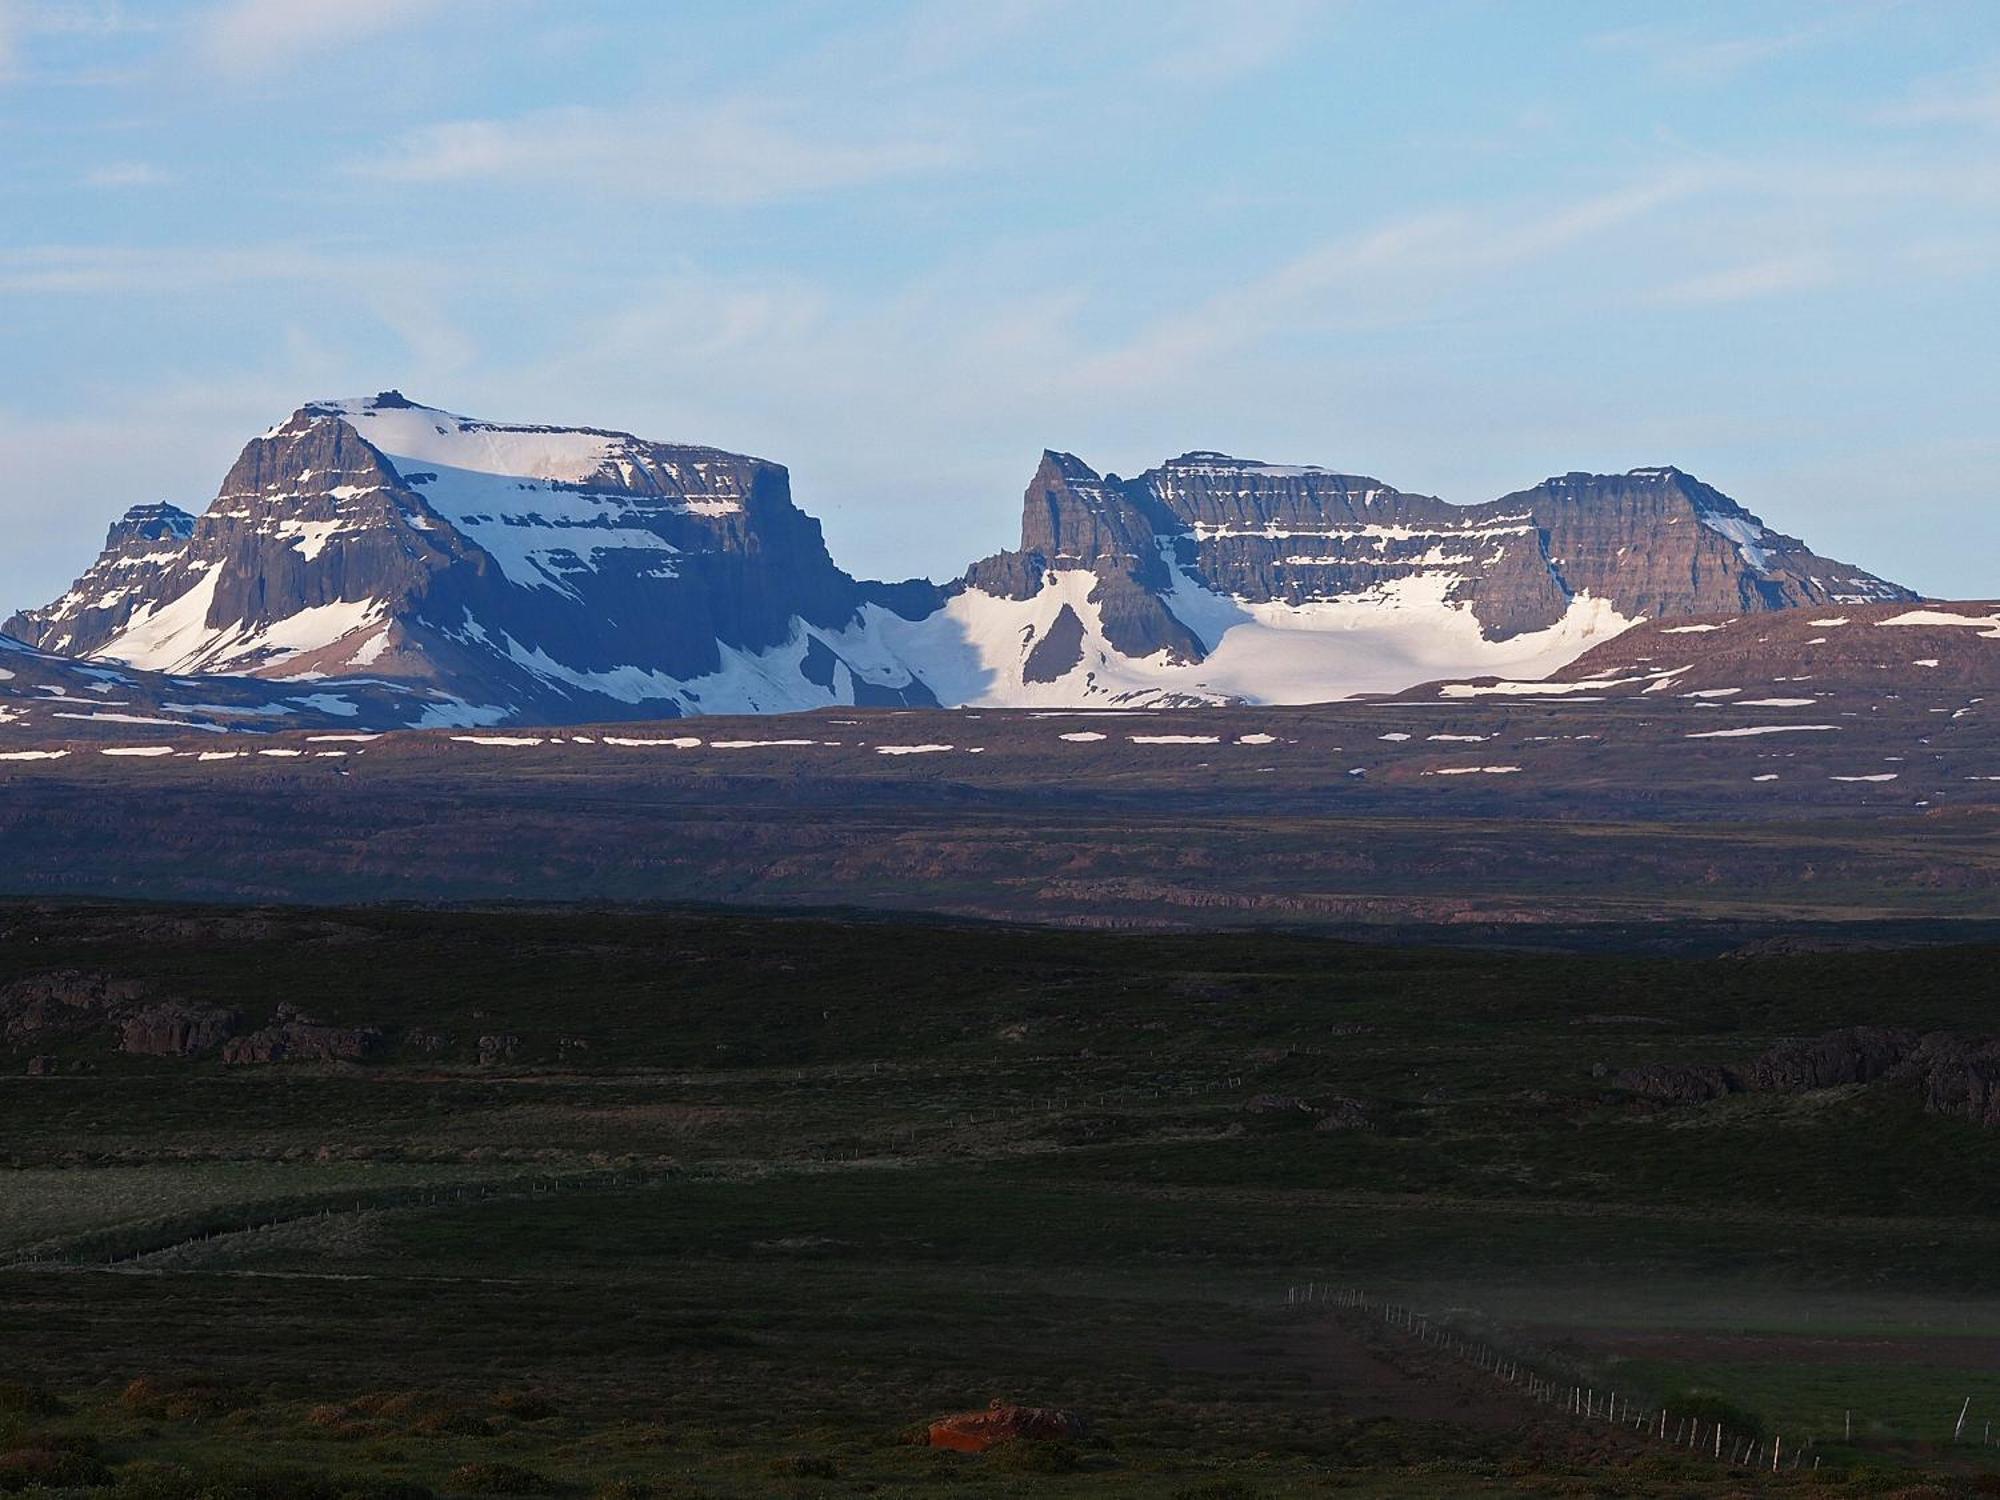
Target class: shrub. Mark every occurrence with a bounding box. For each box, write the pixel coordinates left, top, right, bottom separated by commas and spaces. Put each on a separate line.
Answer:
120, 1376, 245, 1422
444, 1462, 557, 1496
983, 1440, 1081, 1475
1173, 1482, 1260, 1500
490, 1393, 558, 1423
0, 1385, 67, 1419
342, 1482, 434, 1500
410, 1410, 492, 1439
766, 1455, 838, 1480
352, 1394, 443, 1423
1661, 1387, 1765, 1441
0, 1446, 114, 1491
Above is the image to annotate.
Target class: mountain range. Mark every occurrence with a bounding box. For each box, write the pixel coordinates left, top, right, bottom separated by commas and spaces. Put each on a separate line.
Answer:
4, 392, 1917, 729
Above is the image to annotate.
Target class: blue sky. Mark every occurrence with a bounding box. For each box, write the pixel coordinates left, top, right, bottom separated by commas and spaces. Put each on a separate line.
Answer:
2, 0, 1997, 614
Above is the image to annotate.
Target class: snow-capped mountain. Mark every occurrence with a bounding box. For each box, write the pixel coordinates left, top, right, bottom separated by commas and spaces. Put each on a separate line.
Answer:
908, 450, 1914, 706
9, 394, 941, 724
7, 395, 1916, 723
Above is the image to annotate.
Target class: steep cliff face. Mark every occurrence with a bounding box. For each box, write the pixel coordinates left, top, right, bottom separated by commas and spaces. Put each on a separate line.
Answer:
11, 394, 941, 722
912, 450, 1915, 706
12, 405, 1919, 723
962, 452, 1203, 673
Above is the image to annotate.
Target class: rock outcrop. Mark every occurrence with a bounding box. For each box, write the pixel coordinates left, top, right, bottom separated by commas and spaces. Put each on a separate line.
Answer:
925, 1401, 1088, 1454
220, 1006, 384, 1065
118, 1002, 242, 1058
1614, 1026, 2000, 1127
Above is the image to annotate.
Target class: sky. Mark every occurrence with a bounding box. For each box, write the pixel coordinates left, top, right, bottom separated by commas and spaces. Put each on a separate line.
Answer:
2, 0, 1997, 616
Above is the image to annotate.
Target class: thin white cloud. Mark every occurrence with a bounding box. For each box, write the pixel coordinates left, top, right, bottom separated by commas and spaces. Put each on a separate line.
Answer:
1588, 20, 1844, 83
195, 0, 452, 76
1149, 0, 1327, 84
351, 101, 962, 204
84, 160, 171, 188
1876, 68, 2000, 129
1654, 253, 1837, 306
1066, 170, 1711, 393
0, 0, 18, 80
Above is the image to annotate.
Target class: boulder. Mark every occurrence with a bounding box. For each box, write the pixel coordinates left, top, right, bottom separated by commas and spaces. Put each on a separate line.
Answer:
1313, 1097, 1374, 1132
1245, 1094, 1313, 1115
1912, 1033, 2000, 1127
1746, 1027, 1918, 1092
0, 970, 148, 1044
926, 1400, 1088, 1454
477, 1034, 521, 1066
1612, 1063, 1739, 1104
222, 1022, 385, 1065
119, 1002, 241, 1057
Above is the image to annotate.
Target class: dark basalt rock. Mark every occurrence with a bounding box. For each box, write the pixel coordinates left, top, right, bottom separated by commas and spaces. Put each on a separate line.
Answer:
221, 1022, 386, 1065
1021, 604, 1087, 684
118, 1002, 242, 1058
1745, 1026, 1918, 1092
1611, 1063, 1740, 1104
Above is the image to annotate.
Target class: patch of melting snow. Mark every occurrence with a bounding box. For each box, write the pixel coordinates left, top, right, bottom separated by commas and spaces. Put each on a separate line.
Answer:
308, 734, 380, 743
54, 711, 224, 732
1060, 731, 1108, 742
603, 736, 703, 748
0, 750, 68, 761
1831, 773, 1899, 782
197, 751, 241, 762
1427, 733, 1488, 742
876, 743, 953, 755
710, 739, 816, 749
452, 735, 545, 747
1738, 698, 1819, 707
101, 746, 175, 757
1753, 774, 1780, 782
1682, 688, 1741, 699
1236, 733, 1278, 745
1879, 608, 2000, 639
1686, 724, 1841, 739
1426, 765, 1523, 776
1914, 659, 1941, 668
1378, 732, 1412, 741
258, 749, 304, 757
1659, 622, 1729, 634
1808, 617, 1849, 627
1130, 735, 1221, 745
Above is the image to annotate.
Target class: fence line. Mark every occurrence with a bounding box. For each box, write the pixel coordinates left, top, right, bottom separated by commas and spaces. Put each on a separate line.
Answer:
1281, 1283, 1989, 1469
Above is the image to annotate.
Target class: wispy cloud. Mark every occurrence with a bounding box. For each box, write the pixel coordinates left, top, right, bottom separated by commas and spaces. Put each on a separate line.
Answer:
350, 101, 963, 204
1589, 19, 1843, 84
1875, 67, 2000, 129
194, 0, 453, 77
1066, 170, 1711, 393
83, 160, 171, 188
0, 0, 19, 81
1148, 0, 1328, 84
1653, 253, 1837, 306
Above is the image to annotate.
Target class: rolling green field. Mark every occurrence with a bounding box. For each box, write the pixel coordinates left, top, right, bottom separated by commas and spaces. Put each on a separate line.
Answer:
2, 902, 1998, 1497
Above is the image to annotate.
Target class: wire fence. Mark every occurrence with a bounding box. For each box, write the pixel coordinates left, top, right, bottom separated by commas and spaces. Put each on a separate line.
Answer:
1284, 1282, 1998, 1471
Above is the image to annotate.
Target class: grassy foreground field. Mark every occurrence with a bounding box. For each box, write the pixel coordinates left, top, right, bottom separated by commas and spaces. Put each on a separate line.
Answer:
2, 901, 1998, 1498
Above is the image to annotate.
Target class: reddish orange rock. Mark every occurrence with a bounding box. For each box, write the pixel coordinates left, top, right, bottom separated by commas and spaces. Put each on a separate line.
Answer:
926, 1400, 1087, 1454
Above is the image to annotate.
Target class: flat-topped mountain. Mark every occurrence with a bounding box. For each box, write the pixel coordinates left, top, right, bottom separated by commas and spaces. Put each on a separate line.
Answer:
9, 394, 940, 724
7, 394, 1918, 724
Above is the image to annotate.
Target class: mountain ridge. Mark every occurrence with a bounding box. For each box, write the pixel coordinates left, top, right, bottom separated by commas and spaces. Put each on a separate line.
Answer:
6, 392, 1919, 726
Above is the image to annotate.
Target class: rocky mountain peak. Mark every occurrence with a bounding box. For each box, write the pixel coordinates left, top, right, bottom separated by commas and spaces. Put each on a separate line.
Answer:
10, 403, 1924, 724
105, 503, 196, 550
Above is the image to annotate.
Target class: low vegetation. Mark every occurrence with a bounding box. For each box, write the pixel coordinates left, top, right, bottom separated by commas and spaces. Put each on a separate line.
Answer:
2, 901, 1997, 1496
